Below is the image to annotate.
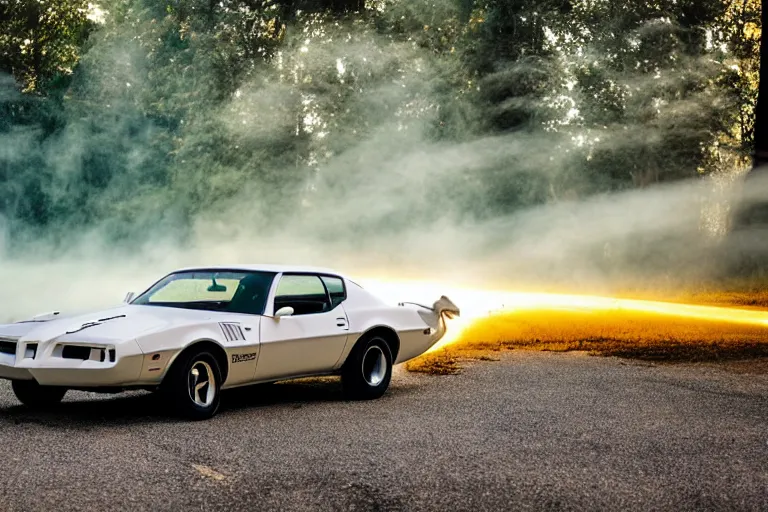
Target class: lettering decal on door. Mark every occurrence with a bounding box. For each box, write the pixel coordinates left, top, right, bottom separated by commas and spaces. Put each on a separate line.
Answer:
232, 352, 258, 364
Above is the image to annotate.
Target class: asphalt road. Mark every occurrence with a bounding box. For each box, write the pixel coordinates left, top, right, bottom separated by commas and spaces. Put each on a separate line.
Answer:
0, 351, 766, 511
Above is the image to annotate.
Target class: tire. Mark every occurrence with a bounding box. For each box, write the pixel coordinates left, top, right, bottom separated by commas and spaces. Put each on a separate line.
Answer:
341, 334, 393, 400
161, 348, 222, 420
11, 380, 67, 408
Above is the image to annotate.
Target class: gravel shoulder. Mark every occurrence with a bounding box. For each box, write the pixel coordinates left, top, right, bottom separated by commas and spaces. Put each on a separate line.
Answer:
0, 351, 766, 511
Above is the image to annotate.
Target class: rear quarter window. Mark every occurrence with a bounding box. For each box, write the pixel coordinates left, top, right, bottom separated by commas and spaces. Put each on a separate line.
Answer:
276, 275, 326, 296
321, 276, 346, 308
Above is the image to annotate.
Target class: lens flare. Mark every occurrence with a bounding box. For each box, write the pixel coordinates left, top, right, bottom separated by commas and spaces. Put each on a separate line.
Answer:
359, 278, 768, 353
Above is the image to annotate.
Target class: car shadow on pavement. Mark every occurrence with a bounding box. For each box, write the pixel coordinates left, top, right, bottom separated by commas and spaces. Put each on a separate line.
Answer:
0, 391, 169, 428
222, 377, 345, 412
0, 377, 418, 427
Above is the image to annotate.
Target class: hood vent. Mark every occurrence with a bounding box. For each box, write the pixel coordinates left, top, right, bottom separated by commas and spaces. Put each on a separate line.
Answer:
219, 322, 245, 342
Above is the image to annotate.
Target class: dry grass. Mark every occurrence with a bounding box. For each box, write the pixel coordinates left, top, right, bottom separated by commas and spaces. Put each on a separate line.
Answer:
405, 307, 768, 374
617, 278, 768, 309
405, 349, 500, 375
674, 290, 768, 308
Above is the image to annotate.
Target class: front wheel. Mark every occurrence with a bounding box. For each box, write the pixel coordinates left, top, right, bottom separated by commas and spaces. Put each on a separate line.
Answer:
161, 349, 222, 420
11, 380, 67, 408
341, 335, 393, 400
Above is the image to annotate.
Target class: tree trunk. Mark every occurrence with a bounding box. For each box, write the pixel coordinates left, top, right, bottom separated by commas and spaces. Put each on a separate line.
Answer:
754, 0, 768, 169
724, 0, 768, 277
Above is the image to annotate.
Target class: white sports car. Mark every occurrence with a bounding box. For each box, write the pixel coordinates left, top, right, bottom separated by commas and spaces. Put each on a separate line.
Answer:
0, 265, 459, 419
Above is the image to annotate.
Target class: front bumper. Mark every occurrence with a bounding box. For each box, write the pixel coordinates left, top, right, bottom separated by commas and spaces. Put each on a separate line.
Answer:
0, 339, 144, 387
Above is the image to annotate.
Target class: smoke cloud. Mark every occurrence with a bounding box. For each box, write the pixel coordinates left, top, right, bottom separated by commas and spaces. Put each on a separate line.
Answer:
0, 3, 762, 322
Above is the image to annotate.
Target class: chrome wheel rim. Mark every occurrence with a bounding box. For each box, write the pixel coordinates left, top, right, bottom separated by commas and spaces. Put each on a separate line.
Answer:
362, 345, 387, 386
188, 361, 216, 407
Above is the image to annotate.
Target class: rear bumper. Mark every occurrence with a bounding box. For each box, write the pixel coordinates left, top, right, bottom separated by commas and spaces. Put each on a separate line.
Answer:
0, 340, 144, 387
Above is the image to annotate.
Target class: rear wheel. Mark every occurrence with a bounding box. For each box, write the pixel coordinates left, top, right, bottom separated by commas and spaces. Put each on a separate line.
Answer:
161, 348, 222, 420
342, 335, 393, 400
11, 380, 67, 408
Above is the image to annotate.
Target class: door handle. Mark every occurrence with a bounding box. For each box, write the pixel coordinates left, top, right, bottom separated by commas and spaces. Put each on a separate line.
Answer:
336, 318, 349, 330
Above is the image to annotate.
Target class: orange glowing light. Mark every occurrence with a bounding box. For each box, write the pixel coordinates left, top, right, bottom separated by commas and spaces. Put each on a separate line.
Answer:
359, 278, 768, 353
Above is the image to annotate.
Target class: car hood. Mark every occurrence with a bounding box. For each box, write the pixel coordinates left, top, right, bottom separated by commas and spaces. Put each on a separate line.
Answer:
0, 305, 219, 343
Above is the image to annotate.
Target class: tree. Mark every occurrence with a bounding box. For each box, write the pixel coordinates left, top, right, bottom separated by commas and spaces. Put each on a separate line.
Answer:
723, 0, 768, 277
733, 0, 767, 207
0, 0, 94, 93
0, 0, 764, 249
754, 0, 768, 169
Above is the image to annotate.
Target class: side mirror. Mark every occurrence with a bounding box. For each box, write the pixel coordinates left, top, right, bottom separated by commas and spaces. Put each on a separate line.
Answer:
124, 292, 135, 303
274, 306, 294, 318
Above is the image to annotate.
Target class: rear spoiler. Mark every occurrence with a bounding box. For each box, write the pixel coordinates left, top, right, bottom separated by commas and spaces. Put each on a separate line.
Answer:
399, 295, 460, 319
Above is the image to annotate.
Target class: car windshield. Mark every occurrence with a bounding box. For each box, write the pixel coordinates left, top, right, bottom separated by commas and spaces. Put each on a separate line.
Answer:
132, 270, 276, 315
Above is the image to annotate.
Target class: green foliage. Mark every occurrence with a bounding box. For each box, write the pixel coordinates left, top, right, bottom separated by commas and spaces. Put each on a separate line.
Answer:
0, 0, 762, 247
0, 0, 95, 93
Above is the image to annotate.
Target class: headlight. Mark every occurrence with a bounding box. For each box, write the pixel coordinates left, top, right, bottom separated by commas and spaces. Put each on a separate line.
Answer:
0, 336, 19, 355
59, 344, 116, 362
24, 343, 37, 359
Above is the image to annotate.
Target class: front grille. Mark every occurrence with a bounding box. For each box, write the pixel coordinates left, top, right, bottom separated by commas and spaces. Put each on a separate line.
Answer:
0, 341, 16, 355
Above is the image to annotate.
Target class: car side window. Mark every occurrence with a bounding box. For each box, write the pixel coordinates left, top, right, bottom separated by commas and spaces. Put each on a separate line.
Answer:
274, 275, 331, 316
321, 276, 346, 308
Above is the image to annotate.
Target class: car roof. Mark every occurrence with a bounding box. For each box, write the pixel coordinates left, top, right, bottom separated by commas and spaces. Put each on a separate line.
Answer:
172, 264, 347, 278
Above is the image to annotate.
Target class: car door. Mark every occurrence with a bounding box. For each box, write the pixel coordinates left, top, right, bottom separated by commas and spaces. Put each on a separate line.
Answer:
254, 273, 350, 381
